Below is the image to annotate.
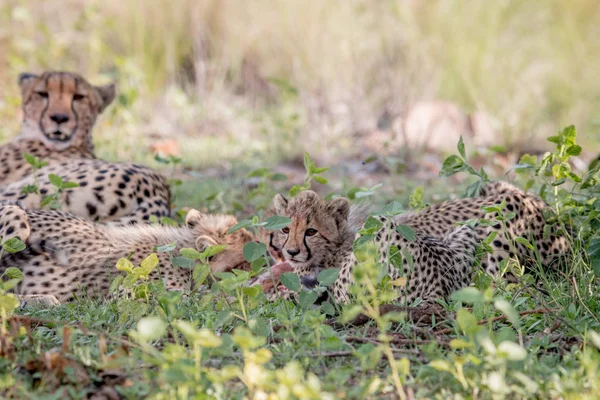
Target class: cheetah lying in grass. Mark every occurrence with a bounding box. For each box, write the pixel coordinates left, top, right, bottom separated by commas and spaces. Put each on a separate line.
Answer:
262, 182, 568, 304
0, 71, 171, 225
0, 202, 254, 305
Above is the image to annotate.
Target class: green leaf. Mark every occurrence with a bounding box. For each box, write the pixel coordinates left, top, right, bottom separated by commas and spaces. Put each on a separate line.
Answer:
279, 272, 301, 292
109, 275, 124, 294
0, 293, 20, 314
514, 237, 534, 251
20, 184, 38, 194
242, 286, 261, 298
116, 258, 134, 273
289, 184, 306, 197
123, 269, 142, 288
451, 287, 484, 304
566, 144, 582, 156
243, 242, 266, 262
456, 308, 481, 335
180, 248, 203, 260
494, 299, 521, 329
321, 301, 336, 316
156, 242, 177, 252
2, 279, 21, 291
262, 216, 292, 231
457, 135, 466, 159
409, 187, 423, 209
298, 290, 319, 308
317, 268, 339, 287
395, 225, 415, 241
382, 201, 404, 216
313, 175, 328, 184
61, 181, 80, 189
339, 305, 363, 323
498, 341, 527, 361
227, 219, 253, 234
3, 267, 24, 281
201, 244, 228, 261
48, 174, 63, 188
193, 263, 210, 287
171, 256, 196, 269
429, 359, 453, 373
140, 253, 159, 274
40, 196, 54, 207
2, 238, 26, 254
439, 155, 465, 177
136, 316, 167, 342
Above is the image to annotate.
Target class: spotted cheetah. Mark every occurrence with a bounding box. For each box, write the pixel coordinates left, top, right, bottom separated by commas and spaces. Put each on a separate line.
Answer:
266, 191, 479, 304
0, 203, 255, 304
0, 71, 171, 224
264, 182, 568, 304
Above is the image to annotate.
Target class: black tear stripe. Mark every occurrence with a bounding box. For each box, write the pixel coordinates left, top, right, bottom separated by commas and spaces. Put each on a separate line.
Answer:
303, 236, 312, 262
38, 75, 51, 134
71, 75, 79, 135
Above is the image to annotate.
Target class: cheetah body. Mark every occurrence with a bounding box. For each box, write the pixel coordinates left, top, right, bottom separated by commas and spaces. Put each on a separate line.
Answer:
266, 182, 567, 304
0, 71, 171, 224
0, 204, 254, 303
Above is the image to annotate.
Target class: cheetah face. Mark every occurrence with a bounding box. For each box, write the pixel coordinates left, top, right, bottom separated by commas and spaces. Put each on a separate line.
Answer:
269, 191, 350, 277
17, 71, 115, 151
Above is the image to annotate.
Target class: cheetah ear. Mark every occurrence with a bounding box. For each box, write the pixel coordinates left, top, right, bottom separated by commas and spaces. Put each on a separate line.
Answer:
185, 209, 206, 228
95, 83, 116, 113
18, 73, 39, 96
326, 197, 350, 228
195, 235, 219, 253
273, 194, 289, 215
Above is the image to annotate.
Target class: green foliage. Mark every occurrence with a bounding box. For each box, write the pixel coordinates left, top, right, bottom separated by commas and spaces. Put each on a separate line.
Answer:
289, 153, 330, 197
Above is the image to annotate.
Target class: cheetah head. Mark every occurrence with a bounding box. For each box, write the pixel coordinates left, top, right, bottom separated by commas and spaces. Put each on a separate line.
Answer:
185, 209, 255, 274
17, 71, 116, 152
268, 191, 350, 278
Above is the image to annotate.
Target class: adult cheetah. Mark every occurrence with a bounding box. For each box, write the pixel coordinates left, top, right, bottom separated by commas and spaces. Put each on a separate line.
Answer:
0, 71, 171, 224
263, 182, 568, 304
0, 203, 255, 305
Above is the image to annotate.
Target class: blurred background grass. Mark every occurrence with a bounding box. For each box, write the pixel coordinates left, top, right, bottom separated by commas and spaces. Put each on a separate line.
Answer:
0, 0, 598, 172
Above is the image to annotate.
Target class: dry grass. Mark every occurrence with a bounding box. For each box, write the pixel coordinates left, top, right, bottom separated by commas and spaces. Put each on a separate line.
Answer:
0, 0, 598, 167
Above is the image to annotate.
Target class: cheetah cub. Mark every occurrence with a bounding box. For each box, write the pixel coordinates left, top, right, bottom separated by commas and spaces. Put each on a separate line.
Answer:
0, 203, 254, 305
266, 191, 479, 304
264, 182, 568, 304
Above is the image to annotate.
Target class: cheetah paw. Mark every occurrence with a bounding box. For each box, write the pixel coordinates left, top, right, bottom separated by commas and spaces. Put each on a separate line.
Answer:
18, 294, 61, 308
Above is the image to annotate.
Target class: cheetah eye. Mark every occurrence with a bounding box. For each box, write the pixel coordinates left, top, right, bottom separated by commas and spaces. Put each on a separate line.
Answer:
36, 91, 49, 98
281, 227, 290, 234
73, 93, 86, 101
305, 228, 318, 237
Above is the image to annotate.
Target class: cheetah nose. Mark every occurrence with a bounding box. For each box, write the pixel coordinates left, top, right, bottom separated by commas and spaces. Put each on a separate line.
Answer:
50, 113, 70, 124
286, 248, 300, 257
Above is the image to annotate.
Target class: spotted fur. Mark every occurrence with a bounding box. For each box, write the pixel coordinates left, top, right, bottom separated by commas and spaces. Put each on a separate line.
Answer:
0, 71, 171, 225
0, 204, 255, 304
266, 182, 568, 304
